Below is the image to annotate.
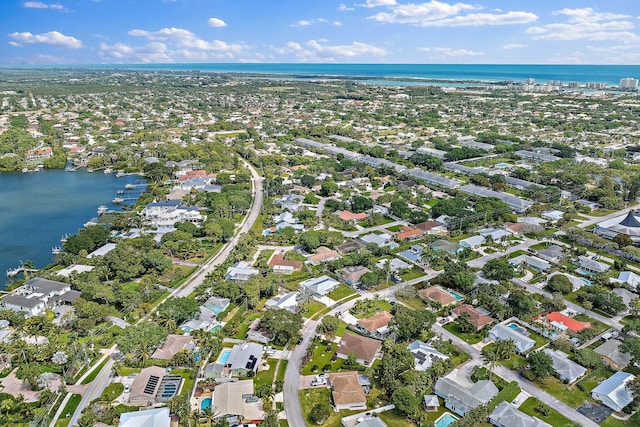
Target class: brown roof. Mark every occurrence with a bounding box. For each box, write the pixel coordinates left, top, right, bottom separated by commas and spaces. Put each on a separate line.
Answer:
328, 371, 366, 406
151, 334, 193, 360
415, 221, 442, 232
396, 225, 424, 240
268, 253, 303, 270
309, 246, 341, 264
419, 287, 457, 306
337, 333, 382, 362
129, 366, 166, 405
341, 265, 371, 283
338, 211, 369, 221
505, 222, 527, 233
357, 311, 393, 333
452, 304, 493, 329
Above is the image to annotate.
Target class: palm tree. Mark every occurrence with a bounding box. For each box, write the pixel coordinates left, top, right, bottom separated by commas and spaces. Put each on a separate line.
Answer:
157, 311, 177, 332
481, 348, 500, 381
495, 339, 517, 361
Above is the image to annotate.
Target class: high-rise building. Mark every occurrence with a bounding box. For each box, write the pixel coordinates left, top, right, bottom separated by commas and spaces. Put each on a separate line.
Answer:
526, 78, 535, 85
567, 81, 580, 88
619, 77, 639, 89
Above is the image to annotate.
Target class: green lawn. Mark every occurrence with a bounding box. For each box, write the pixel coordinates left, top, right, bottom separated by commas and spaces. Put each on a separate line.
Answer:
601, 412, 640, 427
301, 341, 345, 375
328, 285, 356, 301
172, 368, 196, 398
55, 394, 82, 427
255, 358, 277, 390
349, 299, 392, 318
300, 301, 327, 319
488, 381, 521, 410
378, 409, 418, 426
276, 360, 288, 383
442, 321, 485, 344
576, 367, 614, 394
81, 357, 109, 384
519, 397, 577, 427
400, 268, 426, 281
99, 383, 124, 401
299, 388, 359, 427
386, 224, 403, 232
533, 375, 591, 407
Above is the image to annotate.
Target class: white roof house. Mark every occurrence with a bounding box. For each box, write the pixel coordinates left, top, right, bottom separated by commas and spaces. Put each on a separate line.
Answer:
592, 371, 635, 412
265, 291, 299, 312
300, 275, 340, 296
360, 233, 393, 247
489, 402, 551, 427
118, 407, 170, 427
543, 349, 587, 384
459, 235, 485, 249
489, 324, 535, 354
87, 242, 117, 258
613, 271, 640, 290
408, 340, 449, 371
225, 262, 260, 282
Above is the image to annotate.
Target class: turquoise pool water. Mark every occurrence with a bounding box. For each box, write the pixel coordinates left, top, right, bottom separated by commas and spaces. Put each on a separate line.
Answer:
581, 278, 593, 286
496, 162, 511, 168
210, 325, 222, 333
435, 412, 459, 427
508, 323, 519, 330
219, 349, 232, 364
201, 397, 212, 410
448, 291, 463, 301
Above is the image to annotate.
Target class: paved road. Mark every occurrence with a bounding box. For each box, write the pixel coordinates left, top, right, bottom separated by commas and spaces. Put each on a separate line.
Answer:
54, 159, 264, 427
578, 203, 640, 228
466, 237, 535, 268
342, 220, 406, 237
434, 324, 600, 427
512, 278, 623, 331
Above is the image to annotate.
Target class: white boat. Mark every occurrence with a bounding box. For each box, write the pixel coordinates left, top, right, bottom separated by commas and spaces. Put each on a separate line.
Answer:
97, 205, 109, 215
52, 247, 62, 255
104, 168, 113, 174
112, 197, 124, 204
125, 183, 135, 189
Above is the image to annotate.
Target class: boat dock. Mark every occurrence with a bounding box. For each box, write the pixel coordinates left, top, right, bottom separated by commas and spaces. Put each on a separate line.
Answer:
6, 263, 38, 278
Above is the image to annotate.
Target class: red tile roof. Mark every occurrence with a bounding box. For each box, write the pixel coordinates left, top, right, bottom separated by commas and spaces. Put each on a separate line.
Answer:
452, 304, 493, 329
547, 312, 591, 332
338, 211, 369, 221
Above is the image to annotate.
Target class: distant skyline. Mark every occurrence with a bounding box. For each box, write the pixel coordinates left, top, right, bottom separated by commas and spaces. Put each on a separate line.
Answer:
2, 1, 640, 65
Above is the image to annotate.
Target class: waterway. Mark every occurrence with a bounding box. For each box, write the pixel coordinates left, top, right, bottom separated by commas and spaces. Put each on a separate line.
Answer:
0, 168, 142, 287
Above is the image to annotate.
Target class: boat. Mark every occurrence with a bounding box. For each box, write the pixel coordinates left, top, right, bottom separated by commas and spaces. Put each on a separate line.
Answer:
60, 234, 69, 243
52, 247, 62, 255
65, 166, 77, 172
84, 218, 98, 227
104, 168, 113, 174
97, 205, 109, 215
125, 183, 135, 190
112, 197, 124, 204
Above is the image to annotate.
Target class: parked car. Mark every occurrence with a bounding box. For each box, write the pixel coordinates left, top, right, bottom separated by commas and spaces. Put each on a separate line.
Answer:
315, 373, 328, 381
310, 378, 327, 387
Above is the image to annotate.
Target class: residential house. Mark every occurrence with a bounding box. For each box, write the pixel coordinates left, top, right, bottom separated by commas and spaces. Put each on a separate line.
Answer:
337, 333, 382, 367
434, 378, 498, 416
247, 319, 271, 344
268, 253, 303, 275
578, 256, 610, 275
225, 343, 263, 377
300, 275, 340, 297
459, 235, 485, 249
265, 291, 299, 312
415, 221, 448, 236
225, 262, 260, 283
613, 271, 640, 290
505, 222, 528, 236
151, 334, 195, 360
1, 277, 79, 318
543, 349, 587, 384
87, 243, 117, 258
541, 210, 565, 222
213, 379, 264, 423
509, 255, 551, 272
408, 340, 449, 371
141, 200, 205, 227
452, 305, 493, 330
478, 228, 511, 242
489, 402, 551, 427
398, 245, 424, 263
203, 297, 230, 316
395, 226, 423, 242
537, 246, 565, 264
360, 233, 393, 248
328, 371, 367, 411
336, 239, 365, 254
118, 407, 170, 427
595, 339, 633, 370
340, 266, 372, 286
128, 366, 169, 406
544, 312, 591, 335
375, 258, 411, 272
26, 146, 53, 161
356, 312, 393, 339
430, 239, 462, 254
307, 247, 342, 265
592, 372, 635, 412
419, 287, 457, 307
489, 324, 535, 353
278, 193, 305, 212
612, 288, 639, 314
336, 210, 369, 223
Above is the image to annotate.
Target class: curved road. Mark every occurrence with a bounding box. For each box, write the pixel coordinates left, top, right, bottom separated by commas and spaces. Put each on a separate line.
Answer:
54, 159, 263, 427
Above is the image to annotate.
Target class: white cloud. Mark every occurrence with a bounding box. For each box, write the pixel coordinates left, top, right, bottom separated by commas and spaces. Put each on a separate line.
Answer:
128, 27, 246, 53
360, 0, 397, 7
274, 40, 387, 61
338, 4, 354, 12
334, 21, 343, 26
291, 20, 314, 27
418, 47, 484, 57
369, 0, 536, 27
527, 7, 640, 42
502, 43, 527, 49
8, 31, 82, 48
207, 18, 227, 28
23, 1, 65, 9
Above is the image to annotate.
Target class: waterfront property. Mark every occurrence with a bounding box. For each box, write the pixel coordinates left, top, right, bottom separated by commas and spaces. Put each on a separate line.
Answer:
1, 277, 80, 317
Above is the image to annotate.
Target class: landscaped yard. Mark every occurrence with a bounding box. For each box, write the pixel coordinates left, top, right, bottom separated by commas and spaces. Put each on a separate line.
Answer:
519, 397, 576, 426
349, 298, 392, 318
378, 409, 419, 426
328, 285, 356, 301
400, 268, 427, 281
55, 394, 82, 427
300, 301, 327, 319
99, 383, 124, 401
301, 341, 345, 375
576, 367, 614, 394
533, 375, 592, 407
442, 321, 485, 344
255, 358, 277, 390
299, 387, 358, 427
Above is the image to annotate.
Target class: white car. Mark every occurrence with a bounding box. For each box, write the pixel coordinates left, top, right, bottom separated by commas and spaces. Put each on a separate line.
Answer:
310, 378, 327, 387
315, 373, 328, 381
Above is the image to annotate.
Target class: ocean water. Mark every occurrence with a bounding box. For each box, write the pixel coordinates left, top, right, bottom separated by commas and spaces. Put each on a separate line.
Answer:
75, 63, 640, 86
0, 169, 141, 287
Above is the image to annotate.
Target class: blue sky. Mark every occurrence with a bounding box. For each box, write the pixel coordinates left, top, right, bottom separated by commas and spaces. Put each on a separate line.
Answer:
2, 0, 640, 64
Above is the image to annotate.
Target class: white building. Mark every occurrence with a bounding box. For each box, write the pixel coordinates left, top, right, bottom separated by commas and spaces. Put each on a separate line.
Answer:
141, 200, 205, 227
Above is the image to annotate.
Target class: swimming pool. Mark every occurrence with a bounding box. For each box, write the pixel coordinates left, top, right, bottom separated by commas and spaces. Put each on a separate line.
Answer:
508, 323, 519, 330
581, 278, 593, 286
201, 397, 212, 410
210, 324, 222, 333
448, 291, 464, 301
218, 349, 232, 364
495, 162, 511, 168
435, 412, 459, 427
